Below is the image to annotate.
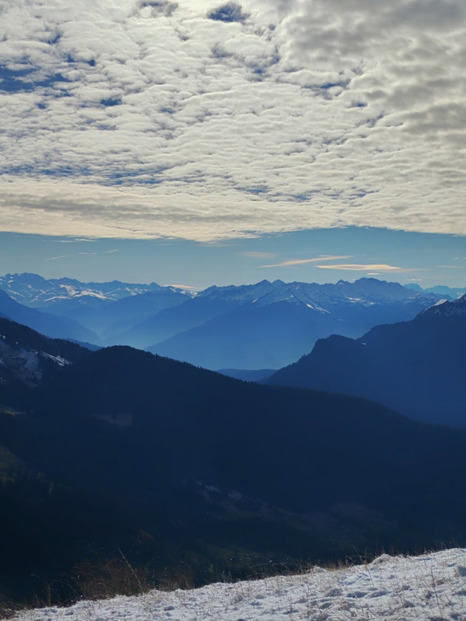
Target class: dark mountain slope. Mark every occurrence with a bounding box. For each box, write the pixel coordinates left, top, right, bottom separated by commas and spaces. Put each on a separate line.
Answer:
0, 317, 90, 362
2, 327, 466, 607
0, 318, 91, 414
268, 296, 466, 427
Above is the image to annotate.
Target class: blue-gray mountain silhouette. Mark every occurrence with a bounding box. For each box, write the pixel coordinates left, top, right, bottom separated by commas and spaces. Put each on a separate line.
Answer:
0, 289, 98, 343
147, 278, 443, 369
268, 295, 466, 427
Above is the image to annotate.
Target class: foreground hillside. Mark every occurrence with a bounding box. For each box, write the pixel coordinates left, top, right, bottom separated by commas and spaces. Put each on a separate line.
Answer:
2, 318, 466, 609
12, 548, 466, 621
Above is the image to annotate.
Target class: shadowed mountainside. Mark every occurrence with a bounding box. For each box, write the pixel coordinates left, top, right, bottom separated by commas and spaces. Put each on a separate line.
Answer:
268, 295, 466, 427
1, 320, 466, 608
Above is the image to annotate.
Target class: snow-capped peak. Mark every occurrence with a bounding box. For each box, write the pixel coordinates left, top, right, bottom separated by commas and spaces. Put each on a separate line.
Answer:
422, 294, 466, 319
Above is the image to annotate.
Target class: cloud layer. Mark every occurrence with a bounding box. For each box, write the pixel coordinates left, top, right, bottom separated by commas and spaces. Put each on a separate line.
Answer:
1, 0, 465, 240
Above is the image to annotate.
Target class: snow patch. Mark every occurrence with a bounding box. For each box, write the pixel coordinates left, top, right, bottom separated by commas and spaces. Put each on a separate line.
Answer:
433, 298, 448, 306
306, 303, 330, 313
40, 352, 70, 367
12, 548, 466, 621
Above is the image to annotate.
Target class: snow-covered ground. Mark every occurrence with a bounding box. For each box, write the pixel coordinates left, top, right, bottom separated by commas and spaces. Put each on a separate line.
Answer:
13, 548, 466, 620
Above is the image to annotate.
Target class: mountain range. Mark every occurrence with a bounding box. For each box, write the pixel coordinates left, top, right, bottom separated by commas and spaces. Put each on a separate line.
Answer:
0, 273, 451, 369
147, 278, 445, 369
268, 295, 466, 428
0, 272, 161, 308
0, 289, 98, 343
1, 317, 466, 609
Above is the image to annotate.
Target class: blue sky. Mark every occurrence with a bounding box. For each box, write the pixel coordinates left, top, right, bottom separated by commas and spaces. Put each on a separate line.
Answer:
1, 1, 465, 287
1, 228, 464, 289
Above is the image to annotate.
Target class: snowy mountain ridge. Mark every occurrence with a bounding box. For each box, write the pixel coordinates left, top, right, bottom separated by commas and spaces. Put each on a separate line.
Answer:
0, 273, 456, 369
420, 293, 466, 319
197, 277, 439, 311
0, 273, 168, 307
12, 548, 466, 621
0, 273, 448, 312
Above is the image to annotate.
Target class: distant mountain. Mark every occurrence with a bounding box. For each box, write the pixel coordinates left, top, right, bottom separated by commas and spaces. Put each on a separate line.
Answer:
150, 298, 333, 368
0, 274, 448, 370
2, 325, 466, 607
148, 278, 444, 369
0, 273, 195, 342
406, 282, 466, 298
0, 272, 161, 308
67, 286, 193, 337
0, 290, 100, 343
112, 288, 247, 349
268, 295, 466, 427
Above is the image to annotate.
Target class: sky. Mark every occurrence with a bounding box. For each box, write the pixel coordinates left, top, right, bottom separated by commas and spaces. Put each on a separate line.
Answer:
1, 0, 465, 287
1, 228, 465, 289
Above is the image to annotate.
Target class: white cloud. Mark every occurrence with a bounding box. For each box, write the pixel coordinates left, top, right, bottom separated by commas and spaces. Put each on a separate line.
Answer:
46, 255, 68, 261
0, 0, 465, 240
316, 263, 403, 272
259, 255, 352, 268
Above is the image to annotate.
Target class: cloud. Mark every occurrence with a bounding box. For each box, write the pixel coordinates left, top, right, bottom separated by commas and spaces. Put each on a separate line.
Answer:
167, 283, 200, 289
79, 249, 120, 256
46, 255, 68, 261
260, 255, 352, 268
54, 238, 96, 243
316, 263, 403, 272
46, 246, 120, 261
0, 0, 465, 240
